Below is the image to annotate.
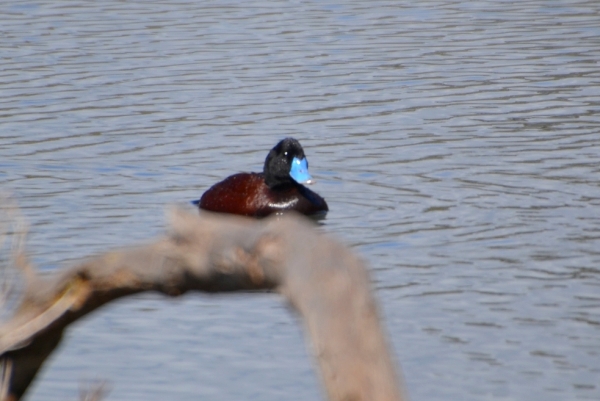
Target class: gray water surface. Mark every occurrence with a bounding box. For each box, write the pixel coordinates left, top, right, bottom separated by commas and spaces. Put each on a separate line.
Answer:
1, 1, 599, 400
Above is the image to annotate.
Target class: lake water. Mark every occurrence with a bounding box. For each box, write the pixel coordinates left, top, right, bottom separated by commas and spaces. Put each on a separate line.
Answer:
1, 1, 599, 400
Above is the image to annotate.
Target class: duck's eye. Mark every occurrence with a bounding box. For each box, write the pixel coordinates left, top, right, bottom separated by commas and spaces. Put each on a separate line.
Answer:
284, 151, 288, 156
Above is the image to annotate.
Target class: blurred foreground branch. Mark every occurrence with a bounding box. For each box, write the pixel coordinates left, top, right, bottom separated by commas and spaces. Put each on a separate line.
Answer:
0, 207, 405, 401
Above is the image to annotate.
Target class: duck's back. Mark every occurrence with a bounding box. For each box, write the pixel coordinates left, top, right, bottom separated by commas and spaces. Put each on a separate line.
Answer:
199, 173, 327, 217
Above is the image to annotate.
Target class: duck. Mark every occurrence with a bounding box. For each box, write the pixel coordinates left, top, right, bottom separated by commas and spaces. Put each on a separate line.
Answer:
195, 138, 328, 217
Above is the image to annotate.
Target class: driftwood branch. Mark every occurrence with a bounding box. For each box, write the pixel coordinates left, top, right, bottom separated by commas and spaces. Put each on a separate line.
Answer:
0, 208, 405, 401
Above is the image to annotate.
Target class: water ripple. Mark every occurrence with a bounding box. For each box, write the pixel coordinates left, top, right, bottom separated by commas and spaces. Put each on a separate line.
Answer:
1, 1, 600, 400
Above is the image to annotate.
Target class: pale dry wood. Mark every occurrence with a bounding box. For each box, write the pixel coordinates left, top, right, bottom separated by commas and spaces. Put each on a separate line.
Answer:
0, 208, 406, 401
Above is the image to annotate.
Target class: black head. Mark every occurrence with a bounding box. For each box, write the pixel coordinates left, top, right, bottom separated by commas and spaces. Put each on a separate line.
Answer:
263, 138, 313, 188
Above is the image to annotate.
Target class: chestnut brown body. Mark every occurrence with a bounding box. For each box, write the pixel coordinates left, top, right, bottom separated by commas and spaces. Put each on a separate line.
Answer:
199, 173, 328, 217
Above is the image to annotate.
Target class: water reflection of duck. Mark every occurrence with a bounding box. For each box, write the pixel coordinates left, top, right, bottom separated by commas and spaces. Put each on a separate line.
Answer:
195, 138, 328, 217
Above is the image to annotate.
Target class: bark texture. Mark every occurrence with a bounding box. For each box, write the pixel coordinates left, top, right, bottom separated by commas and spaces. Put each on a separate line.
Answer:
0, 208, 406, 401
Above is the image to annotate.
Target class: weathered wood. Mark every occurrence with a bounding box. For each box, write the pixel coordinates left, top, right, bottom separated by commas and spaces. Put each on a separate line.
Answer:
0, 208, 406, 401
